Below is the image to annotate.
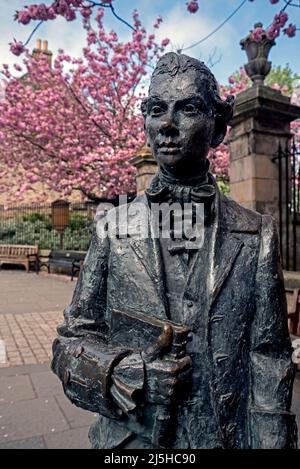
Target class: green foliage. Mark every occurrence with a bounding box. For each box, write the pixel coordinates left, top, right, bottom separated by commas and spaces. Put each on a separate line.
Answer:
217, 178, 230, 196
68, 213, 89, 232
22, 212, 52, 230
265, 64, 300, 95
0, 215, 93, 251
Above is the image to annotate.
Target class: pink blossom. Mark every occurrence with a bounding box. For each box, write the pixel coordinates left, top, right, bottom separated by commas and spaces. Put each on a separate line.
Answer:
251, 27, 264, 42
153, 16, 163, 29
65, 9, 76, 22
13, 64, 22, 72
0, 9, 169, 204
9, 40, 25, 56
27, 5, 39, 20
274, 11, 288, 28
15, 9, 31, 25
161, 38, 170, 47
284, 23, 296, 38
80, 8, 92, 19
36, 4, 49, 21
47, 7, 56, 20
267, 25, 280, 40
186, 1, 199, 13
269, 0, 279, 3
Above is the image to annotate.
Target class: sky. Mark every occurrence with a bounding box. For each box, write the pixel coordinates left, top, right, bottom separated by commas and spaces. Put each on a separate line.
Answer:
0, 0, 299, 85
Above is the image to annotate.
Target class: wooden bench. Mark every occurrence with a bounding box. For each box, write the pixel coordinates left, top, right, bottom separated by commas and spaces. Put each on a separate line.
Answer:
286, 288, 300, 336
48, 250, 86, 281
0, 244, 39, 273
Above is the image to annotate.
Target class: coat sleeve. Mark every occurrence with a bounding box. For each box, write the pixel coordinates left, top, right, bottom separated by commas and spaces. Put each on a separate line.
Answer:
51, 215, 132, 419
249, 214, 298, 448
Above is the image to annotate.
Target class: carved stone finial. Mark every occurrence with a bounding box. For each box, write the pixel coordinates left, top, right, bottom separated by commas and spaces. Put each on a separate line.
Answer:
240, 23, 275, 85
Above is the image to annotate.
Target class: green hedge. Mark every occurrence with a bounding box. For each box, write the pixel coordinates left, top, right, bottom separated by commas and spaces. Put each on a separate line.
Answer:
0, 213, 93, 251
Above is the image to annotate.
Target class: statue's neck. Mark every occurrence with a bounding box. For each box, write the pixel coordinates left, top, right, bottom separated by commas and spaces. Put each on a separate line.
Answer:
158, 159, 209, 187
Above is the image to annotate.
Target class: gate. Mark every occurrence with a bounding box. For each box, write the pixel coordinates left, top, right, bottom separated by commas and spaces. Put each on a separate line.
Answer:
273, 139, 300, 271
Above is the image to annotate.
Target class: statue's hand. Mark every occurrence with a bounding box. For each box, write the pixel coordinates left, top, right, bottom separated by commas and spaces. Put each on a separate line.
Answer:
110, 325, 192, 413
110, 352, 144, 416
142, 325, 192, 406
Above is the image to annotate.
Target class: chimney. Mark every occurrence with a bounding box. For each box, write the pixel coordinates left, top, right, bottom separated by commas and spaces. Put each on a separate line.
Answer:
32, 38, 53, 68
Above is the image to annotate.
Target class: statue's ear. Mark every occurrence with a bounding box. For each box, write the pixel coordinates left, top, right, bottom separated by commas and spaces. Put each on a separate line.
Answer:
210, 95, 234, 148
141, 98, 149, 119
210, 116, 227, 148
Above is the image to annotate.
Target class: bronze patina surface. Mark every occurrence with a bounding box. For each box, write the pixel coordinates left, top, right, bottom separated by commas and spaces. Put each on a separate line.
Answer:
52, 53, 297, 449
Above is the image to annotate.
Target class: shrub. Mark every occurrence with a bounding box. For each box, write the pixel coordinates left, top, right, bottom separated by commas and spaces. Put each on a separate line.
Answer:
0, 216, 93, 250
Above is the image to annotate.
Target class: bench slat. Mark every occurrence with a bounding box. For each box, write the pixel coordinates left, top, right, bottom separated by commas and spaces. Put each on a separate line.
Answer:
0, 244, 38, 273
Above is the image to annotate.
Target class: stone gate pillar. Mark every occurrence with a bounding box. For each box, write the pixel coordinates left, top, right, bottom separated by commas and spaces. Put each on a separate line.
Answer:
228, 23, 300, 218
228, 85, 300, 216
130, 145, 157, 195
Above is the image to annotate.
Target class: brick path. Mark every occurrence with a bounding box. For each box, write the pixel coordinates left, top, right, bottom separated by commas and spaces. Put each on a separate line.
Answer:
0, 311, 62, 367
0, 270, 97, 448
0, 269, 75, 368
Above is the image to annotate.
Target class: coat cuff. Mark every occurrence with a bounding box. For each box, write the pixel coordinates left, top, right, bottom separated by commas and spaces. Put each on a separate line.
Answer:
249, 408, 298, 448
52, 336, 131, 419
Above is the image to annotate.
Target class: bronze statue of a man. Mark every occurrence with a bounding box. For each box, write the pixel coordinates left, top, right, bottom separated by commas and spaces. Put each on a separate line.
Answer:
52, 52, 297, 449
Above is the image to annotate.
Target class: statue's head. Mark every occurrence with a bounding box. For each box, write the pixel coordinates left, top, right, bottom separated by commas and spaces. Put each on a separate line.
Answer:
141, 52, 234, 179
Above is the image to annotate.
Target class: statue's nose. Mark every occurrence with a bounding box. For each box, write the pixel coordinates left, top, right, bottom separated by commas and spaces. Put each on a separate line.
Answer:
160, 114, 178, 136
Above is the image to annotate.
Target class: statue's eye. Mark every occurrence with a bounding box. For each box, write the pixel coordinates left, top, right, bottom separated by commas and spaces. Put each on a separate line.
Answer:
151, 105, 163, 115
183, 104, 197, 114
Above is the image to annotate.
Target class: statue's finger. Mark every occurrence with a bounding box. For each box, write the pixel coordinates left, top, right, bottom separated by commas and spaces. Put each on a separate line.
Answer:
142, 324, 173, 363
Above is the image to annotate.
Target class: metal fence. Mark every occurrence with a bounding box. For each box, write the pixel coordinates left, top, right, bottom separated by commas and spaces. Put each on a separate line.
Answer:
273, 139, 300, 271
0, 201, 100, 251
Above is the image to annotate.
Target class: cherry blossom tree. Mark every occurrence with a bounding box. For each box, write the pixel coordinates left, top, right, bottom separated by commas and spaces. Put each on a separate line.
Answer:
10, 1, 299, 58
0, 9, 169, 204
249, 0, 298, 40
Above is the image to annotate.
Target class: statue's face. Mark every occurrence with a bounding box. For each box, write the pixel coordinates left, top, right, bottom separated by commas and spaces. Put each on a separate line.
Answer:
144, 70, 215, 175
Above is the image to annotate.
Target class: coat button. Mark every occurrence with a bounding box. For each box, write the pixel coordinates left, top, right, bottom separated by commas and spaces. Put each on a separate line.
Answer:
63, 370, 70, 385
73, 345, 84, 358
187, 301, 194, 307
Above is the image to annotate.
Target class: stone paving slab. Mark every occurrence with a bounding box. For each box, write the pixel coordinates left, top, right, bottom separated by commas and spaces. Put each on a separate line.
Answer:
43, 426, 91, 449
0, 311, 63, 367
0, 435, 46, 449
55, 394, 98, 429
0, 270, 75, 315
0, 270, 75, 368
30, 370, 63, 398
0, 363, 96, 449
0, 374, 36, 404
0, 396, 69, 443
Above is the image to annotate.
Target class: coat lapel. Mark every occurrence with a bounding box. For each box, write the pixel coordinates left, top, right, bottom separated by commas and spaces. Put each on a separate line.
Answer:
125, 190, 260, 323
127, 196, 169, 320
184, 188, 245, 313
206, 190, 260, 312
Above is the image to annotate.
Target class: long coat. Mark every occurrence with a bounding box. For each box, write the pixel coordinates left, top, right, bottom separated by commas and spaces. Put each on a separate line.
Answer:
52, 186, 297, 449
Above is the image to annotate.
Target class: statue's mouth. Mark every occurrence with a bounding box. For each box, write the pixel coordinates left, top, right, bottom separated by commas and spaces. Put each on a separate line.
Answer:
158, 142, 181, 154
159, 147, 181, 155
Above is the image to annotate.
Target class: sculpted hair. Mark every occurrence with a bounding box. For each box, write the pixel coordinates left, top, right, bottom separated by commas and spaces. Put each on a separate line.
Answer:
141, 52, 234, 148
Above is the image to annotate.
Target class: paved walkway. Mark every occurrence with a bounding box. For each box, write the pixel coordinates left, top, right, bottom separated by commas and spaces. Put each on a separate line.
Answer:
0, 269, 96, 448
0, 268, 299, 448
0, 270, 75, 315
0, 270, 75, 367
0, 362, 97, 449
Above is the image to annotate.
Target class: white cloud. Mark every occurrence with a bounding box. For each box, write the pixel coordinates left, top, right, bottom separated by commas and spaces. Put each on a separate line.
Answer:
142, 3, 242, 83
154, 4, 235, 62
